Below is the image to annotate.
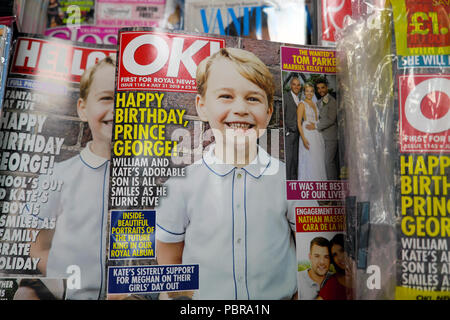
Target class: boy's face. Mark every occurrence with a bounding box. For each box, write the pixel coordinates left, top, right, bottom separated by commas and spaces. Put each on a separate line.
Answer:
196, 58, 273, 146
77, 64, 115, 147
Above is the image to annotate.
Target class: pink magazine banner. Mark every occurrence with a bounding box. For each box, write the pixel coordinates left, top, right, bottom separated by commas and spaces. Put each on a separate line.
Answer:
96, 0, 166, 27
45, 26, 119, 45
286, 181, 348, 200
281, 46, 336, 74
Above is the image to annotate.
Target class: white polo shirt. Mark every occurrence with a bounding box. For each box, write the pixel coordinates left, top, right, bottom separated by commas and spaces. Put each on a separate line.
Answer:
156, 145, 298, 300
38, 143, 109, 300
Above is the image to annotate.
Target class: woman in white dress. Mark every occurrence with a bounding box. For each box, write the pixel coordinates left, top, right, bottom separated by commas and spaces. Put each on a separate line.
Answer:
297, 83, 327, 181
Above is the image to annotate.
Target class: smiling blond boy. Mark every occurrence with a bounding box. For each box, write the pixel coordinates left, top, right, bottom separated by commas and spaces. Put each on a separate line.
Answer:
30, 57, 115, 300
156, 48, 298, 300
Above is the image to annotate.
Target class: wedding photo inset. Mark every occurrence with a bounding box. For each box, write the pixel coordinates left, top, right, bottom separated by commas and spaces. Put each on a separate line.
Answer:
282, 69, 339, 183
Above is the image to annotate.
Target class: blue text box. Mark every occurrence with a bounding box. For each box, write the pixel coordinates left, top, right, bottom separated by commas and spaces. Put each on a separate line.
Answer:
107, 264, 199, 295
109, 210, 156, 260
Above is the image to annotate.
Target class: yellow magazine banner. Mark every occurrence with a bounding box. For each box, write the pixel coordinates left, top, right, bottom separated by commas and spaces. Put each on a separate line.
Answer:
396, 286, 450, 300
390, 0, 450, 56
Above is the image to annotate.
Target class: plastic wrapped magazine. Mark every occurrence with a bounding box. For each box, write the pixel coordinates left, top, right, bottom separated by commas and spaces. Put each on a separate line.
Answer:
337, 0, 450, 300
317, 0, 352, 46
161, 0, 185, 30
18, 0, 48, 34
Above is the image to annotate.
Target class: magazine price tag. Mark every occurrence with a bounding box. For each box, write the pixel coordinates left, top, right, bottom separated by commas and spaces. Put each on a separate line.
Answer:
392, 0, 450, 55
408, 8, 449, 37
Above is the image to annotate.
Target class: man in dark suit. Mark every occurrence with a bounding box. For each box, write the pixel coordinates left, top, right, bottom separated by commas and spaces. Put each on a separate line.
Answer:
283, 76, 301, 180
312, 79, 339, 180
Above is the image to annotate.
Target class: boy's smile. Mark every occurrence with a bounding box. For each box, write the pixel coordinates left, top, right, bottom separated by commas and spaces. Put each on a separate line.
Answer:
223, 120, 256, 137
225, 122, 254, 130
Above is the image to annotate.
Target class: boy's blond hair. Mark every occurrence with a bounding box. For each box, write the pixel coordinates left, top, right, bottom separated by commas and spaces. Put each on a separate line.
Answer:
79, 56, 116, 100
196, 48, 275, 107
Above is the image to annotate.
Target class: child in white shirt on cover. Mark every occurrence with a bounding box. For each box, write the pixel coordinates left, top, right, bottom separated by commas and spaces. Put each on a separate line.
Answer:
156, 48, 298, 300
30, 56, 115, 300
